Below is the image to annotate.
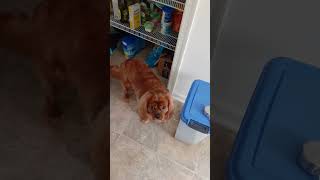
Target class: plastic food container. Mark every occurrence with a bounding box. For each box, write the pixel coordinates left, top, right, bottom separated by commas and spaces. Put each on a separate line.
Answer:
175, 80, 210, 144
144, 21, 154, 32
161, 22, 172, 35
160, 6, 174, 35
121, 35, 145, 59
150, 12, 161, 26
161, 6, 174, 23
228, 57, 320, 180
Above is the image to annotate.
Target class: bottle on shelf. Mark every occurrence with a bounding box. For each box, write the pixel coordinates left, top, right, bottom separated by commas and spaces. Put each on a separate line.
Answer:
112, 0, 121, 20
161, 6, 174, 35
119, 0, 129, 23
127, 0, 134, 6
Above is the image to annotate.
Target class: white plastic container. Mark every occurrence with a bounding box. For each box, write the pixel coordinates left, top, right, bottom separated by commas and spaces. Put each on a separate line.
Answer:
174, 80, 211, 144
175, 119, 209, 144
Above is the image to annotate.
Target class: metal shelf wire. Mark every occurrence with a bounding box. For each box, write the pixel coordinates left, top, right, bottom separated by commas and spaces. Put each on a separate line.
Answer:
111, 17, 177, 51
149, 0, 185, 11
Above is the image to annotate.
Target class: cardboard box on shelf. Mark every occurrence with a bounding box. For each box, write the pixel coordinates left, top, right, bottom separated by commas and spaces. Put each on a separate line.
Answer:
128, 3, 141, 29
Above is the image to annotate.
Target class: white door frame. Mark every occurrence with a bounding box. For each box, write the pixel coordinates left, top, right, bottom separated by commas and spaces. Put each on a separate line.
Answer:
167, 0, 199, 95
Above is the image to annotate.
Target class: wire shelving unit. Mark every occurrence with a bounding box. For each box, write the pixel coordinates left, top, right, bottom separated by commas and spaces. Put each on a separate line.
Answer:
110, 0, 185, 51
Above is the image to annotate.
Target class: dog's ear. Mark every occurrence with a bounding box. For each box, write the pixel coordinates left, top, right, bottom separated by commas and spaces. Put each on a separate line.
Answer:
138, 91, 153, 122
165, 92, 174, 120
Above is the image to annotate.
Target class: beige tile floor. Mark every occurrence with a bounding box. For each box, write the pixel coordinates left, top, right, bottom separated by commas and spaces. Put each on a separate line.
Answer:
110, 47, 210, 180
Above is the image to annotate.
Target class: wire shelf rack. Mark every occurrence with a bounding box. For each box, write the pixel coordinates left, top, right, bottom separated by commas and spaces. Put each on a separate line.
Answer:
110, 17, 177, 51
150, 0, 185, 11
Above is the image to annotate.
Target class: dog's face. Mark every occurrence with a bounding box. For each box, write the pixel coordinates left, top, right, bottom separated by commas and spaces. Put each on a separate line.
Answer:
139, 90, 174, 123
147, 95, 169, 121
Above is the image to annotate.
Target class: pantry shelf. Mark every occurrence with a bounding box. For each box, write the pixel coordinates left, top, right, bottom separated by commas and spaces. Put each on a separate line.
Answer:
149, 0, 185, 11
111, 17, 177, 51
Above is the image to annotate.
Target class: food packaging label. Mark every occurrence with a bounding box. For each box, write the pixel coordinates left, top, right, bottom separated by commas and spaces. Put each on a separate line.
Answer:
128, 3, 141, 29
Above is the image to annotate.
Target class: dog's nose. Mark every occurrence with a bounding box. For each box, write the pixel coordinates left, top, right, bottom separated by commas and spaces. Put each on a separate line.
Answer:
155, 113, 160, 119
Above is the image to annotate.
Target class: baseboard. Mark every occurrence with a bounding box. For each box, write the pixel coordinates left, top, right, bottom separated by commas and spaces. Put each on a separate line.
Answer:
172, 92, 186, 103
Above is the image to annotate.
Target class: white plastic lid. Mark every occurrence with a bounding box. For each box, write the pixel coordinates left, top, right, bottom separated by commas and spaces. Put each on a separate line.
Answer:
204, 105, 210, 119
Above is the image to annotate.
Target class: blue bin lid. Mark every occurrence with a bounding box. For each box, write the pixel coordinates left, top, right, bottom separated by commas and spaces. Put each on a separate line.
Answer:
181, 80, 210, 134
228, 57, 320, 180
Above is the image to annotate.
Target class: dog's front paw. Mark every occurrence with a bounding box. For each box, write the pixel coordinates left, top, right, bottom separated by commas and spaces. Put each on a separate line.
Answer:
140, 114, 152, 124
140, 119, 150, 124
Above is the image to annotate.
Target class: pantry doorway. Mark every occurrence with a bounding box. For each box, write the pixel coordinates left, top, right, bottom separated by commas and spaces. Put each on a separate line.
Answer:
110, 0, 199, 100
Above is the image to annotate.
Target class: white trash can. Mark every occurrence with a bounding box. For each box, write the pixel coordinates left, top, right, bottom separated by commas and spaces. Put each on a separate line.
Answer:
175, 80, 211, 144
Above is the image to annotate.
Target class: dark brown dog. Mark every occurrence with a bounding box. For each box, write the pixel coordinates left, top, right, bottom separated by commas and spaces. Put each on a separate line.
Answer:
111, 60, 174, 123
0, 0, 108, 124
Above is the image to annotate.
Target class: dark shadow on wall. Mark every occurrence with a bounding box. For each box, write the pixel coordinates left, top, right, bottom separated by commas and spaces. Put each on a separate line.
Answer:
212, 0, 229, 52
0, 0, 109, 179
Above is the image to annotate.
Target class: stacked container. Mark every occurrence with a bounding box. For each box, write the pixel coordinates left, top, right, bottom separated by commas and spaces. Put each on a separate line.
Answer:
175, 80, 211, 144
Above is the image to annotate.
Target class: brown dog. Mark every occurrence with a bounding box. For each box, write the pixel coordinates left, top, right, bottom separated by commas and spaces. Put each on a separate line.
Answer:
0, 0, 108, 124
111, 60, 174, 123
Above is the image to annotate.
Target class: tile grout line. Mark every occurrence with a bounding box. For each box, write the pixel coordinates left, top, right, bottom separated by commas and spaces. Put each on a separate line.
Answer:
111, 87, 202, 177
118, 132, 197, 178
110, 130, 121, 144
156, 151, 196, 175
120, 132, 156, 153
116, 120, 199, 175
111, 131, 210, 180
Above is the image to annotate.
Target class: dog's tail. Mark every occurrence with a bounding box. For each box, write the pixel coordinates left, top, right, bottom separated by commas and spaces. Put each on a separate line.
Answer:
0, 12, 32, 55
110, 65, 122, 80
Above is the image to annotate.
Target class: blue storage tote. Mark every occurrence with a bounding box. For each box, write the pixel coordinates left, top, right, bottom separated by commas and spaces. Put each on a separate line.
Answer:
175, 80, 211, 144
228, 57, 320, 180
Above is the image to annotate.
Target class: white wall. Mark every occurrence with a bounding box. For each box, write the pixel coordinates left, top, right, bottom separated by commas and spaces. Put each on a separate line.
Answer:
170, 0, 210, 102
213, 0, 320, 131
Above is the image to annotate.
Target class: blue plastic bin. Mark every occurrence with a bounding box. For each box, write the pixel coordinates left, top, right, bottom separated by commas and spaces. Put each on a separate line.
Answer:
228, 57, 320, 180
175, 80, 211, 144
121, 35, 145, 59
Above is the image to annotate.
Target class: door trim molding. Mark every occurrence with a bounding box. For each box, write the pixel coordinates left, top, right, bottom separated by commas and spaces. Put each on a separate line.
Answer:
167, 0, 199, 95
